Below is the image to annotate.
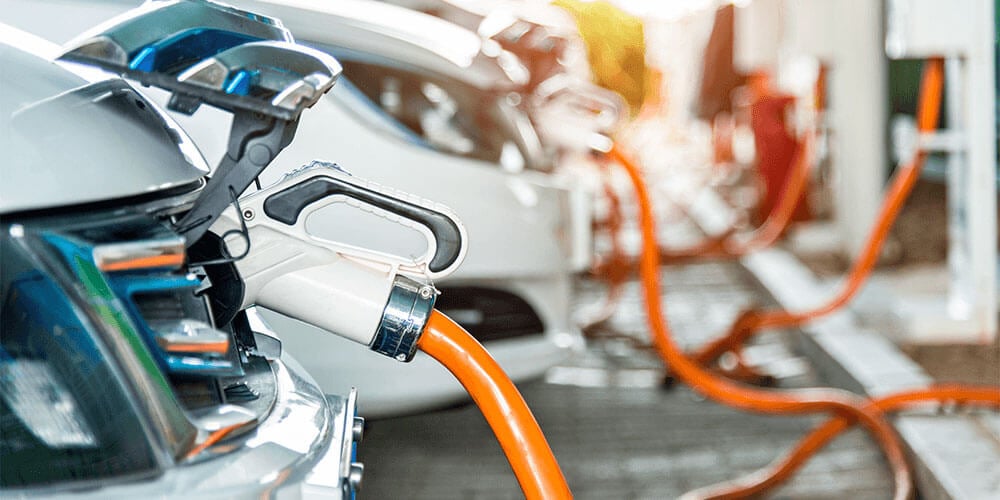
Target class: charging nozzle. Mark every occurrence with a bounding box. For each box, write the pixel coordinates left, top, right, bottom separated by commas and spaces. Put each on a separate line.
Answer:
532, 75, 625, 154
209, 161, 466, 361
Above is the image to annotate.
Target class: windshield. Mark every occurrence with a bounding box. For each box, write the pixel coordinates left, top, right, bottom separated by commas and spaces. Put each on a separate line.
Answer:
332, 76, 435, 150
338, 58, 511, 163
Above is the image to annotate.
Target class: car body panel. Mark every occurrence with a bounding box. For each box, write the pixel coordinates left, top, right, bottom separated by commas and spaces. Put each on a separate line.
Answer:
0, 27, 208, 214
235, 0, 528, 90
3, 354, 349, 499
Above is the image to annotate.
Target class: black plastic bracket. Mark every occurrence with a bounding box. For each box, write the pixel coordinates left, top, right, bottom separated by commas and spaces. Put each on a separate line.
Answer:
174, 110, 298, 243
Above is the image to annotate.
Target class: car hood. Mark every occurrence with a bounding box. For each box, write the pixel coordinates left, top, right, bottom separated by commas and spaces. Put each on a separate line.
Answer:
0, 32, 208, 214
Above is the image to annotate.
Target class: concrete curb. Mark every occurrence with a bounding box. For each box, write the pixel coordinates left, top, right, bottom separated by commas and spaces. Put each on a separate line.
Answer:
741, 247, 1000, 500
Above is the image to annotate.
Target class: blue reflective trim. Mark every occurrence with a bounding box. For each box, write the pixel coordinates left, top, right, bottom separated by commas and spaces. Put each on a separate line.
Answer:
127, 28, 262, 74
129, 46, 157, 72
40, 232, 176, 375
106, 274, 197, 371
6, 271, 102, 369
42, 232, 93, 266
224, 69, 254, 95
43, 233, 236, 377
108, 273, 200, 296
165, 356, 235, 374
107, 273, 238, 376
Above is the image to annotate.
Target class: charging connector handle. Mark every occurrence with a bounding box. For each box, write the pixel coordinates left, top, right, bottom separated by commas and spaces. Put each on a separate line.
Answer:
262, 172, 463, 273
210, 163, 467, 358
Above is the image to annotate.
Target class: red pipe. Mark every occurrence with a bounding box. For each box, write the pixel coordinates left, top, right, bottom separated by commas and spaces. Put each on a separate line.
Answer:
584, 173, 629, 332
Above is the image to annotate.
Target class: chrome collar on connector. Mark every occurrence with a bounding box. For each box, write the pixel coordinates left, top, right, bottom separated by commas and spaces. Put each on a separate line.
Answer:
370, 275, 437, 362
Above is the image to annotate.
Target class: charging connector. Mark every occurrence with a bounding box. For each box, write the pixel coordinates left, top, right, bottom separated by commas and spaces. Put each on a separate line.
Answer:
210, 162, 466, 361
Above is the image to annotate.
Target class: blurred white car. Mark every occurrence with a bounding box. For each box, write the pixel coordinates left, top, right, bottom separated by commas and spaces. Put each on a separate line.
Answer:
384, 0, 628, 263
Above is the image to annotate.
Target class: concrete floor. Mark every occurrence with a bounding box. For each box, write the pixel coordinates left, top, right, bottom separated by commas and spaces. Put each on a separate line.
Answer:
356, 261, 894, 499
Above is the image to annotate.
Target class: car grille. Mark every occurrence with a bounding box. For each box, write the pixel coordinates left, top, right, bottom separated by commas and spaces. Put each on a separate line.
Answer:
434, 286, 545, 343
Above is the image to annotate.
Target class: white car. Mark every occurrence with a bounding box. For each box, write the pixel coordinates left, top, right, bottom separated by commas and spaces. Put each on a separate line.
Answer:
384, 0, 626, 168
0, 7, 362, 496
384, 0, 627, 267
1, 0, 587, 417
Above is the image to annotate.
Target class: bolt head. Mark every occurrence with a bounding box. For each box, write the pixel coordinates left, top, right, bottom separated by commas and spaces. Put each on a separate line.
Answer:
348, 462, 364, 491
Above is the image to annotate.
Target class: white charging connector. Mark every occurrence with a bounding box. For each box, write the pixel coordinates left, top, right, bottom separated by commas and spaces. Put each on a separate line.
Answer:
210, 162, 467, 361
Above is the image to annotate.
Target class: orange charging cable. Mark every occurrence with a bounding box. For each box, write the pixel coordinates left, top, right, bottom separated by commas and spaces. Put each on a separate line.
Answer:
721, 126, 815, 256
600, 58, 995, 499
606, 142, 913, 499
594, 110, 815, 278
690, 57, 945, 376
582, 173, 629, 333
418, 311, 572, 500
683, 385, 1000, 499
711, 68, 826, 259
